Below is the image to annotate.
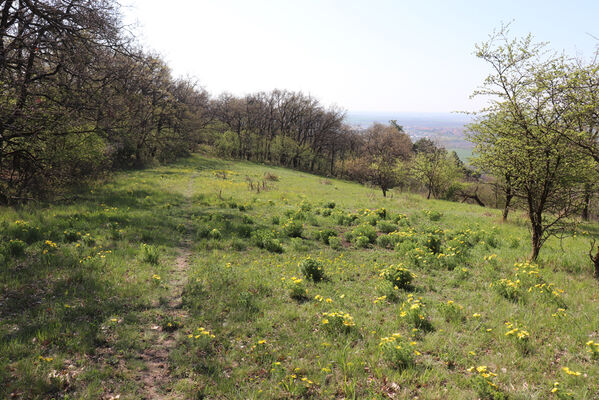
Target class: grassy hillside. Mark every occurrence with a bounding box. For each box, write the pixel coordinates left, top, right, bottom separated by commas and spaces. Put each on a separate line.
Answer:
1, 155, 598, 399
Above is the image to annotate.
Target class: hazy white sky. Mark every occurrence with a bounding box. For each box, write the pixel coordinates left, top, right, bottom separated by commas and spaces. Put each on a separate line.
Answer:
121, 0, 599, 113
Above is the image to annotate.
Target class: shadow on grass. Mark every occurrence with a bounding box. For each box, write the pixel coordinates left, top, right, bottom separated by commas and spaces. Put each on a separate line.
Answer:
0, 154, 235, 397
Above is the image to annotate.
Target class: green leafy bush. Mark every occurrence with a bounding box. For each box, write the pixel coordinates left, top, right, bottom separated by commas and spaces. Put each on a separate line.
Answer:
379, 333, 417, 370
252, 230, 283, 253
493, 278, 522, 302
6, 239, 26, 257
424, 210, 442, 221
379, 264, 415, 290
321, 311, 356, 334
300, 257, 325, 282
316, 229, 337, 244
288, 276, 309, 301
281, 219, 303, 237
437, 300, 465, 323
349, 224, 377, 243
354, 235, 371, 248
140, 243, 159, 264
322, 201, 336, 209
209, 228, 222, 239
376, 220, 397, 234
328, 236, 342, 250
7, 220, 41, 244
376, 234, 397, 249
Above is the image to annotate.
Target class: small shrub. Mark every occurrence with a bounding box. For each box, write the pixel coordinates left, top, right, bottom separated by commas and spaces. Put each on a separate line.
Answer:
509, 237, 519, 249
196, 224, 211, 239
252, 230, 283, 253
288, 276, 309, 301
281, 219, 303, 238
81, 233, 95, 246
321, 311, 356, 334
6, 239, 26, 257
321, 208, 332, 217
586, 340, 599, 360
379, 333, 417, 370
364, 213, 380, 226
354, 235, 371, 248
306, 215, 319, 226
300, 257, 325, 282
299, 201, 311, 212
437, 300, 464, 323
323, 201, 336, 209
392, 213, 408, 224
161, 316, 181, 332
376, 220, 397, 234
400, 295, 433, 332
376, 234, 395, 249
504, 322, 531, 354
493, 278, 522, 302
485, 234, 499, 248
424, 210, 442, 221
271, 216, 280, 225
328, 236, 342, 250
422, 232, 442, 254
379, 264, 415, 290
351, 224, 377, 243
209, 228, 222, 239
7, 220, 41, 243
469, 366, 507, 400
316, 229, 337, 244
140, 243, 160, 264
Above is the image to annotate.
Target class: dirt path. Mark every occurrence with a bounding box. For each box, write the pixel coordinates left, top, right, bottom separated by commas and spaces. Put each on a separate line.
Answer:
138, 249, 190, 399
138, 175, 196, 399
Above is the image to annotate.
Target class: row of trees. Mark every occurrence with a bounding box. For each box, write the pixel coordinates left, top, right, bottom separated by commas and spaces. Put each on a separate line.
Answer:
0, 0, 465, 205
0, 0, 210, 202
467, 26, 599, 262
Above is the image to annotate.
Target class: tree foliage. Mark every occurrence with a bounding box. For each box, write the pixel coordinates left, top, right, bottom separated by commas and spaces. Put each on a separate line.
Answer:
468, 27, 595, 260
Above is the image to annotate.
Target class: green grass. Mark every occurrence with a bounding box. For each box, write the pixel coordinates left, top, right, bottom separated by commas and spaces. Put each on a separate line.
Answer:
1, 154, 599, 399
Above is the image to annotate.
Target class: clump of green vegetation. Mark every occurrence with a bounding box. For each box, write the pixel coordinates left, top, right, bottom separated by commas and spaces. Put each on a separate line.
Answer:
379, 264, 415, 290
379, 333, 417, 370
140, 243, 160, 264
252, 230, 283, 253
281, 219, 303, 237
346, 223, 377, 244
315, 228, 337, 244
5, 239, 26, 257
354, 235, 370, 248
376, 220, 397, 233
437, 300, 465, 323
320, 311, 356, 334
328, 236, 342, 250
300, 257, 325, 282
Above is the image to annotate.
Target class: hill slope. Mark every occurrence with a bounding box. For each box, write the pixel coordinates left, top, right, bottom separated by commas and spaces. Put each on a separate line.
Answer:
1, 155, 598, 399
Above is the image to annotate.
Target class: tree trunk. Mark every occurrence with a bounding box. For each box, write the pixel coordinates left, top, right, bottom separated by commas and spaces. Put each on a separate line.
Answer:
502, 176, 513, 222
502, 192, 513, 222
382, 187, 387, 197
530, 228, 541, 261
582, 190, 591, 221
